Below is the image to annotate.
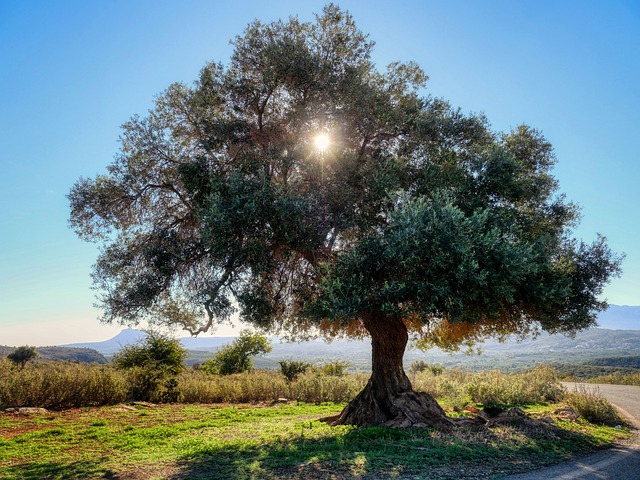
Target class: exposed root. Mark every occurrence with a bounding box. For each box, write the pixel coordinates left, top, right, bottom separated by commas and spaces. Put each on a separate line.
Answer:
329, 388, 455, 429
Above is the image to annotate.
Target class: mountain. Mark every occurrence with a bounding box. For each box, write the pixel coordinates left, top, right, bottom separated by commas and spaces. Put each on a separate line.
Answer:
596, 305, 640, 330
59, 305, 640, 370
63, 329, 235, 356
64, 328, 147, 355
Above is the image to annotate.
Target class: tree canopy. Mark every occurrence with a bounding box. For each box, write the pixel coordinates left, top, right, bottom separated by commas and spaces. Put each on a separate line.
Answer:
69, 4, 621, 426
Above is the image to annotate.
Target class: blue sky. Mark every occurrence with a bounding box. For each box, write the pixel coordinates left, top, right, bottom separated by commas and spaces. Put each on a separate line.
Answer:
1, 0, 639, 345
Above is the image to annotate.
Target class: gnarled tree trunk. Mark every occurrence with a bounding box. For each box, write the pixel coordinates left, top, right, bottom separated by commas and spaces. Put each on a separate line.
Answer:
330, 314, 454, 428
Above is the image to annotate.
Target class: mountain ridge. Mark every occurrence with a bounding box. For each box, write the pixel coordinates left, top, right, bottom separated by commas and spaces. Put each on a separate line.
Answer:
56, 305, 640, 370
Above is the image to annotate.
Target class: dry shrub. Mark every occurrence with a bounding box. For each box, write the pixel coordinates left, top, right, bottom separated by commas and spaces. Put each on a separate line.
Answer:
412, 365, 563, 408
0, 359, 127, 409
178, 369, 368, 404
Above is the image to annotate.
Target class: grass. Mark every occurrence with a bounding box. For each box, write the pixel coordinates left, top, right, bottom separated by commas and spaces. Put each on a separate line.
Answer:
0, 401, 630, 480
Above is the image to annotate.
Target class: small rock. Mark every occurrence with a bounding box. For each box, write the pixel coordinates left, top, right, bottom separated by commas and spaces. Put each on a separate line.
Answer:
113, 404, 137, 412
17, 407, 48, 414
499, 407, 526, 418
554, 406, 580, 421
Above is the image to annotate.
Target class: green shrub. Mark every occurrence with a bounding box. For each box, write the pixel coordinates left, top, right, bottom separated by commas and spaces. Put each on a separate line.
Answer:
202, 330, 272, 375
279, 360, 312, 382
409, 360, 444, 376
113, 332, 187, 401
321, 360, 350, 377
564, 385, 623, 426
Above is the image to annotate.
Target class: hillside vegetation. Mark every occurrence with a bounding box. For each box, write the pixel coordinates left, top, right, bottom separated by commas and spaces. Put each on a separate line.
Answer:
0, 346, 107, 364
553, 355, 640, 384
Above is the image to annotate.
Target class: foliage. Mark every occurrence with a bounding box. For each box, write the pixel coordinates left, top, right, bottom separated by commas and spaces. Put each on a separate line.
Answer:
278, 359, 312, 382
584, 356, 640, 369
113, 332, 187, 401
201, 330, 272, 375
7, 345, 38, 369
564, 385, 624, 425
68, 4, 621, 351
320, 360, 351, 377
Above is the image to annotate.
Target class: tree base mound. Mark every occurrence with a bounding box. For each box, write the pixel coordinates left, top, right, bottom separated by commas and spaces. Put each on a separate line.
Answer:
326, 388, 455, 429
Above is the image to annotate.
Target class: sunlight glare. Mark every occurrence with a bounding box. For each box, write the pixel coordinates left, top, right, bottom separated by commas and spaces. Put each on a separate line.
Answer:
314, 132, 330, 152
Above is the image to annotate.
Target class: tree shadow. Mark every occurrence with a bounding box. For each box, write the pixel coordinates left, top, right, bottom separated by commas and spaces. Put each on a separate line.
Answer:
0, 459, 122, 480
165, 418, 608, 480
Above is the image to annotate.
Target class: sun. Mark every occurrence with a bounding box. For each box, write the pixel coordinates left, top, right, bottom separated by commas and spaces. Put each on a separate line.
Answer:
314, 132, 330, 152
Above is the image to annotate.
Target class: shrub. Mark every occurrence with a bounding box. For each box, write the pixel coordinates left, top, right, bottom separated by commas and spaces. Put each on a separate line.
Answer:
113, 332, 187, 401
0, 359, 127, 409
564, 385, 623, 426
321, 360, 350, 377
177, 368, 369, 404
409, 360, 443, 375
279, 359, 312, 382
202, 330, 272, 375
412, 365, 563, 409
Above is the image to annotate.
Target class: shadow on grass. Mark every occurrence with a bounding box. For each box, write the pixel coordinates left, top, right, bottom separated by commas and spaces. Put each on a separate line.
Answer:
166, 420, 608, 480
0, 459, 121, 480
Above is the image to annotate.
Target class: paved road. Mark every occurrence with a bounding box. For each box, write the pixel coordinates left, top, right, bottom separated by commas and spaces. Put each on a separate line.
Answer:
499, 383, 640, 480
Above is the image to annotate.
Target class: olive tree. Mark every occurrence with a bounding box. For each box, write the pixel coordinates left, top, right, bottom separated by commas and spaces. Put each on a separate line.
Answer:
7, 346, 38, 369
69, 5, 621, 427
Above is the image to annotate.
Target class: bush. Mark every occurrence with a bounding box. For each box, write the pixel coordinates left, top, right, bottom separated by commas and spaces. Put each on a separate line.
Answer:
321, 360, 350, 377
202, 330, 272, 375
113, 332, 187, 401
409, 360, 443, 375
564, 385, 623, 426
279, 360, 312, 382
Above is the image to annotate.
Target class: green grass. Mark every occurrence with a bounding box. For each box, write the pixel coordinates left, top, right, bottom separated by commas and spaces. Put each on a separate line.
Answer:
0, 402, 629, 480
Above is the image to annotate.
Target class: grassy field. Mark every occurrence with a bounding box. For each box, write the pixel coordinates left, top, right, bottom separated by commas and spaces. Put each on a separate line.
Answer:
0, 401, 629, 480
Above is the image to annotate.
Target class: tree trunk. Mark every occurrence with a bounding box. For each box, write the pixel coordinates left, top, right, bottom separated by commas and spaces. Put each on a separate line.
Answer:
330, 314, 454, 428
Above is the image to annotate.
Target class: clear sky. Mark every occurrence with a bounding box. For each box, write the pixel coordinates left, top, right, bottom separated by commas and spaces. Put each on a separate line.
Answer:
1, 0, 639, 346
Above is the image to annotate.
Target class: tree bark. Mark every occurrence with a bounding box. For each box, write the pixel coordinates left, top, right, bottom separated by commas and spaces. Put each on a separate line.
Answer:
330, 313, 454, 428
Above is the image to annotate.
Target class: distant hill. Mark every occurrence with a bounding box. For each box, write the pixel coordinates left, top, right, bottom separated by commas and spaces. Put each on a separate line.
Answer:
64, 329, 235, 356
0, 346, 108, 364
596, 305, 640, 330
57, 305, 640, 370
63, 329, 148, 355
